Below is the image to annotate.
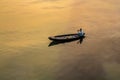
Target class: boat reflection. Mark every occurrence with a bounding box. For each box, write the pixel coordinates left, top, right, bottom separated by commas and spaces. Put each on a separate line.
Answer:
48, 36, 86, 47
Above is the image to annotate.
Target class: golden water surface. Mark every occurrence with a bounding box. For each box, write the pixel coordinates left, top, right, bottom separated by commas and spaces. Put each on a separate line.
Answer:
0, 0, 120, 80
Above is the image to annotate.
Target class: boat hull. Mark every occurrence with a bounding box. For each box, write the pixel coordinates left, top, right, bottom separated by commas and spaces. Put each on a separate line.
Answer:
48, 33, 85, 42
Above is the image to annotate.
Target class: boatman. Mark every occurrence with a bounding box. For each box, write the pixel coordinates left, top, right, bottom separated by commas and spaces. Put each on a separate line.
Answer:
77, 28, 84, 36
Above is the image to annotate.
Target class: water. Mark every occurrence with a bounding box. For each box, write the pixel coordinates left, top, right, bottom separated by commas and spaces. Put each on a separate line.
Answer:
0, 0, 120, 80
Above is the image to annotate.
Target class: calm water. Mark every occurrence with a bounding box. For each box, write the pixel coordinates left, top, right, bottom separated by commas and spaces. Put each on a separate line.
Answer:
0, 0, 120, 80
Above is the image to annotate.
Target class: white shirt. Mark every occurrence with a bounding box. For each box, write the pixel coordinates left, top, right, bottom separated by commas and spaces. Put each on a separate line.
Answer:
78, 30, 84, 36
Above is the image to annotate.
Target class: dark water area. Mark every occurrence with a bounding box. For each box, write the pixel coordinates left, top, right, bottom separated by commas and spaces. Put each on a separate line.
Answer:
0, 0, 120, 80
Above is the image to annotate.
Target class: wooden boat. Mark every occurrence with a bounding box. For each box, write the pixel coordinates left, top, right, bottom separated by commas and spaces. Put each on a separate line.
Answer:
48, 33, 85, 41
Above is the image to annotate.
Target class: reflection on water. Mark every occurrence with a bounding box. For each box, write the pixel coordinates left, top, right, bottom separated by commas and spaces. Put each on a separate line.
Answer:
0, 0, 120, 80
56, 54, 106, 80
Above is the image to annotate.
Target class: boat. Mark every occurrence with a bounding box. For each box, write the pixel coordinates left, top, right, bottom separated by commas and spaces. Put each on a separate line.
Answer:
48, 33, 85, 41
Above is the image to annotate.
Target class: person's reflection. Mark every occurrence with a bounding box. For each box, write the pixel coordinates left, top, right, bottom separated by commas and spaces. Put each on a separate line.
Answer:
77, 36, 85, 44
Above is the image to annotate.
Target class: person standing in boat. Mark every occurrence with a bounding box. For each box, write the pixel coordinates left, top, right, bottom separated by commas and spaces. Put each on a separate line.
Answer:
77, 28, 84, 36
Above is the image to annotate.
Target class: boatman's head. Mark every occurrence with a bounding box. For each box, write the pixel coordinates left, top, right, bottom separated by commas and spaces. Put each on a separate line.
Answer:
80, 28, 82, 31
